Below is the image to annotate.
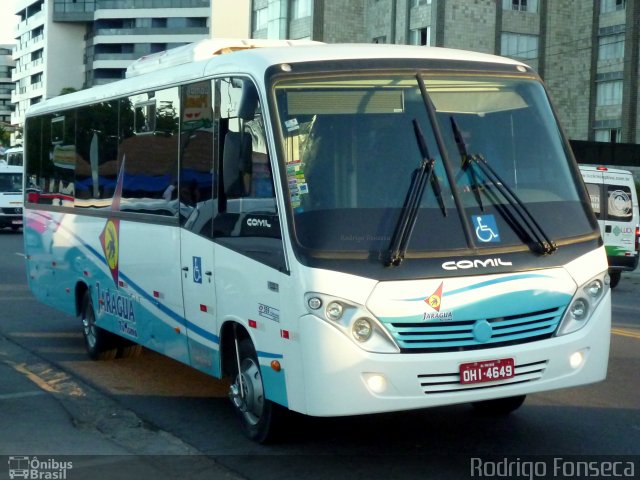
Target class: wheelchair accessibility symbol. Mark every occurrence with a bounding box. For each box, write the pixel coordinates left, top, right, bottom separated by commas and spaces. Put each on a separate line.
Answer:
192, 256, 202, 284
472, 215, 501, 243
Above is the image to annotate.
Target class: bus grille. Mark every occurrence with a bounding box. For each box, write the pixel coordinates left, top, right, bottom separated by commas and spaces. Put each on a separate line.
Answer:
386, 307, 564, 352
418, 360, 548, 394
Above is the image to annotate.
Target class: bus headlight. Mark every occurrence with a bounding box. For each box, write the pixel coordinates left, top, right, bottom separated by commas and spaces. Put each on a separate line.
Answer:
326, 301, 344, 321
569, 298, 588, 321
304, 292, 399, 353
556, 272, 609, 336
352, 317, 373, 342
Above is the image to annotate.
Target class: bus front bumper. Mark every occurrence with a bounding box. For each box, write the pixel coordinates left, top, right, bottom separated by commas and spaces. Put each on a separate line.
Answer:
295, 293, 611, 417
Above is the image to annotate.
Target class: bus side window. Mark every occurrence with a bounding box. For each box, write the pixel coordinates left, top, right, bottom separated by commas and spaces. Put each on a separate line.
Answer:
179, 80, 216, 237
214, 77, 284, 270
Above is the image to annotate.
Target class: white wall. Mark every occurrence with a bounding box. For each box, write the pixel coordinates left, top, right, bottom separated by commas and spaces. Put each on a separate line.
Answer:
211, 0, 250, 38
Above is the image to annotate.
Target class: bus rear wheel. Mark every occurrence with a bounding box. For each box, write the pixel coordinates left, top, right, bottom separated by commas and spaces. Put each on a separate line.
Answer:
229, 338, 282, 443
79, 290, 118, 360
471, 395, 526, 415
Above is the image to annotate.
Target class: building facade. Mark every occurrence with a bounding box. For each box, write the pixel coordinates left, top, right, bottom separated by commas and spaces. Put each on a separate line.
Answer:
0, 45, 16, 128
10, 0, 211, 134
250, 0, 640, 144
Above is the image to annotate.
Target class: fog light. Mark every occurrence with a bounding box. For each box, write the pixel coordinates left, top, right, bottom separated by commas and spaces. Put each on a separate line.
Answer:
570, 351, 584, 369
364, 373, 387, 394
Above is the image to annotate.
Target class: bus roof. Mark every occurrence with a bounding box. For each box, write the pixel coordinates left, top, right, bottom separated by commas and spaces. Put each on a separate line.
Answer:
26, 41, 530, 117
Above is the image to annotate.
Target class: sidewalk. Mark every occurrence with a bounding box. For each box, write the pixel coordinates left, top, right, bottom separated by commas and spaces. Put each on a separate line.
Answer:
0, 334, 242, 480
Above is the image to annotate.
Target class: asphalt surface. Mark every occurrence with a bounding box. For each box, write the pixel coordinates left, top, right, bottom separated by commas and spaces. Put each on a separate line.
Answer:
0, 330, 241, 479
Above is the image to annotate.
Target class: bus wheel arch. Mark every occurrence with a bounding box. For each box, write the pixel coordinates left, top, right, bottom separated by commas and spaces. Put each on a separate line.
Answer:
219, 320, 250, 379
77, 283, 119, 361
220, 321, 283, 443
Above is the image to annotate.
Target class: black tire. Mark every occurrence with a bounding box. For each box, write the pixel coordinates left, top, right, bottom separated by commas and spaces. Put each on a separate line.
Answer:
229, 338, 284, 443
79, 290, 119, 360
472, 395, 526, 415
609, 271, 621, 289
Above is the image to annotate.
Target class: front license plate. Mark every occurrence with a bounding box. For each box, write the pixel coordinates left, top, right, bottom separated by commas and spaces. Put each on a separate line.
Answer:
459, 358, 515, 385
12, 220, 23, 225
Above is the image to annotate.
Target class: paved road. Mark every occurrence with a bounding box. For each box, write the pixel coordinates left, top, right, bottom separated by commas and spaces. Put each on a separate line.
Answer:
1, 229, 639, 479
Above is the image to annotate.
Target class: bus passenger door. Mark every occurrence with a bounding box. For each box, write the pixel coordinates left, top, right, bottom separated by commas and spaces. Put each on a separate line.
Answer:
178, 79, 220, 376
180, 228, 218, 376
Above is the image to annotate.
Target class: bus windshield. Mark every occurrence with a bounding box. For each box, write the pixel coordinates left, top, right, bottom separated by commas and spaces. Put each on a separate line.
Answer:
274, 71, 593, 258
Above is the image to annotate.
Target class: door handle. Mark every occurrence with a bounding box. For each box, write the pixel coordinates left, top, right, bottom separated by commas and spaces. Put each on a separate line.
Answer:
182, 267, 189, 272
205, 271, 212, 276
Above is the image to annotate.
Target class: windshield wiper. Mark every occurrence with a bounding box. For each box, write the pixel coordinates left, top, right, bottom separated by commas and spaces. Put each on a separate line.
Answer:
451, 120, 484, 212
450, 117, 557, 255
386, 119, 445, 267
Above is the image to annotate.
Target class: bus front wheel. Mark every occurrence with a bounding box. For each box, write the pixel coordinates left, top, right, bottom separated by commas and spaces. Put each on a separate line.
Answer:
471, 395, 526, 415
229, 338, 282, 443
79, 290, 118, 360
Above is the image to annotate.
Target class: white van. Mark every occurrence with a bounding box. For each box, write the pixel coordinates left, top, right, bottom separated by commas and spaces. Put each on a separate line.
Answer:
580, 165, 640, 287
4, 147, 23, 166
0, 161, 23, 230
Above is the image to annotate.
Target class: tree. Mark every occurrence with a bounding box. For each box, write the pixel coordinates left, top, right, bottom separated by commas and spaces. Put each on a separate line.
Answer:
0, 123, 9, 148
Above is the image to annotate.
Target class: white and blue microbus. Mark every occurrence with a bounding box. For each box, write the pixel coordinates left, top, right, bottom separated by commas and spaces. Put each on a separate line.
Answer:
24, 39, 610, 442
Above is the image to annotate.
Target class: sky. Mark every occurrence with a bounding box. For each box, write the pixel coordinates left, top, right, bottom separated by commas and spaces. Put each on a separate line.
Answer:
0, 0, 19, 45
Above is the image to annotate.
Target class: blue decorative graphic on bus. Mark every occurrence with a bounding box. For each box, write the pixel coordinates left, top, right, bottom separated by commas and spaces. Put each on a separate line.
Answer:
472, 214, 501, 243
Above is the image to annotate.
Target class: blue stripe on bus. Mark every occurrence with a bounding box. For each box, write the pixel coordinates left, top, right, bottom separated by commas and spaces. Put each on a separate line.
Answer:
401, 273, 552, 302
445, 273, 552, 296
257, 351, 284, 359
42, 214, 285, 358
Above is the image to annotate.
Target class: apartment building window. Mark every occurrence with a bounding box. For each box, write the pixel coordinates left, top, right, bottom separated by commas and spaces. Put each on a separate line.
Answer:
253, 7, 268, 30
291, 0, 311, 19
151, 44, 167, 53
503, 0, 538, 12
152, 18, 168, 28
594, 129, 620, 142
31, 49, 43, 62
601, 0, 625, 13
32, 26, 44, 39
31, 73, 42, 85
410, 27, 431, 46
501, 33, 538, 59
411, 0, 431, 6
596, 80, 623, 106
598, 34, 625, 60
